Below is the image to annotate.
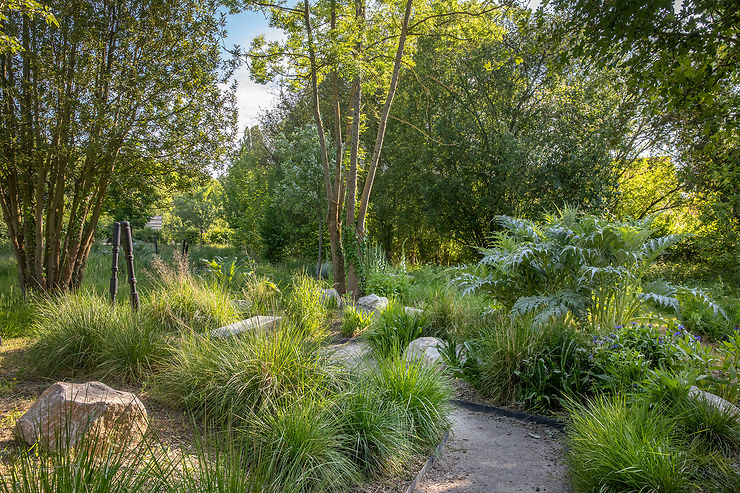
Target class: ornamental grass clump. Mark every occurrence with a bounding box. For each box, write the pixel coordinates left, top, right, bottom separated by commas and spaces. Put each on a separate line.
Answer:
28, 292, 167, 382
244, 396, 362, 493
283, 273, 329, 340
336, 378, 412, 477
366, 301, 429, 359
369, 356, 452, 450
151, 323, 332, 424
143, 256, 239, 333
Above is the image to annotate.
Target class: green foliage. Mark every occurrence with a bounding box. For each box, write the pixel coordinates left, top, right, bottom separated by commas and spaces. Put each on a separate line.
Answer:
469, 316, 595, 410
152, 324, 330, 424
567, 395, 692, 493
143, 257, 240, 333
336, 380, 412, 477
245, 397, 361, 493
341, 304, 373, 338
172, 180, 224, 247
366, 301, 429, 359
201, 256, 256, 293
457, 209, 724, 330
567, 384, 740, 492
240, 274, 281, 316
681, 296, 739, 341
27, 292, 167, 383
283, 274, 329, 339
369, 357, 452, 450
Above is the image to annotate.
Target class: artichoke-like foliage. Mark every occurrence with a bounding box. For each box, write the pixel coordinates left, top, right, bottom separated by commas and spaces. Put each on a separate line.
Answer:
456, 208, 725, 329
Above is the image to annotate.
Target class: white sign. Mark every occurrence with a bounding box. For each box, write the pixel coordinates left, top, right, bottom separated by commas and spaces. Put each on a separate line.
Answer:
145, 216, 163, 231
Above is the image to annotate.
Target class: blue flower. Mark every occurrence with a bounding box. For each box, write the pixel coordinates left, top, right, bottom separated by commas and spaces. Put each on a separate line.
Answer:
694, 335, 701, 341
615, 325, 623, 329
630, 322, 637, 325
610, 344, 619, 349
632, 383, 638, 389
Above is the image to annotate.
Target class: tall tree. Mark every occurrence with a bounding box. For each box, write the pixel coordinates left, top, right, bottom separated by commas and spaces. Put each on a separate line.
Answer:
0, 0, 235, 293
236, 0, 492, 294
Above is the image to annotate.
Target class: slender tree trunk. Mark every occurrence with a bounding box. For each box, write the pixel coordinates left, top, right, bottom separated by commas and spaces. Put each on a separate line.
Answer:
303, 0, 345, 293
356, 0, 413, 237
344, 0, 365, 297
316, 209, 322, 280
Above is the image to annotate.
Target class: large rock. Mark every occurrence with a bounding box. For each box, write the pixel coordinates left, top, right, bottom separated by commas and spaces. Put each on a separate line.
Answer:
14, 381, 147, 453
319, 288, 342, 307
210, 315, 281, 338
404, 337, 446, 366
357, 294, 389, 314
689, 386, 740, 419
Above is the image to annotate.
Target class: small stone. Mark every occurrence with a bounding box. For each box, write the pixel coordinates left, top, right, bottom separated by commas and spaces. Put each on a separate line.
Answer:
210, 315, 281, 338
14, 381, 147, 453
528, 433, 541, 439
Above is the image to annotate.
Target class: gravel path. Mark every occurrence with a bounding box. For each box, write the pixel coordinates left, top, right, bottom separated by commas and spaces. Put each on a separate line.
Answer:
416, 406, 570, 493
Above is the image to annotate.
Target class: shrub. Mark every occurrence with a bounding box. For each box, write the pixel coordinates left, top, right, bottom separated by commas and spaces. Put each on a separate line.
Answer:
364, 269, 410, 298
28, 292, 166, 382
681, 295, 739, 341
151, 325, 331, 423
143, 257, 239, 333
341, 304, 373, 338
369, 357, 452, 449
470, 316, 596, 409
457, 208, 725, 330
516, 326, 594, 410
283, 274, 329, 339
366, 301, 429, 359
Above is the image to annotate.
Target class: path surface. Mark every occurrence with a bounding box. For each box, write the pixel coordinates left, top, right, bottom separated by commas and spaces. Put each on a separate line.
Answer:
416, 406, 570, 493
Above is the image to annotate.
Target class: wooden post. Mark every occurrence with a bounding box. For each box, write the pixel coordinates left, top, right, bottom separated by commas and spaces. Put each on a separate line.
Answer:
120, 221, 140, 310
110, 222, 121, 303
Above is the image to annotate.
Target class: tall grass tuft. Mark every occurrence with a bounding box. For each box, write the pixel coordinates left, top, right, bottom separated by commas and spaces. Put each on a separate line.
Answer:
283, 274, 328, 339
27, 292, 166, 382
143, 256, 239, 333
366, 301, 429, 359
245, 397, 361, 493
151, 324, 331, 423
336, 378, 412, 477
370, 357, 452, 449
341, 303, 373, 338
567, 394, 692, 493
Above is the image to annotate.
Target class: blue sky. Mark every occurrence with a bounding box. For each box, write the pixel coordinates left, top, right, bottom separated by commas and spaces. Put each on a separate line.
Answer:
222, 9, 284, 135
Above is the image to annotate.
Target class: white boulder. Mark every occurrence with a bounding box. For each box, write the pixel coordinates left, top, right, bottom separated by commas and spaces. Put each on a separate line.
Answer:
210, 315, 281, 338
319, 288, 342, 307
357, 294, 389, 314
404, 337, 446, 366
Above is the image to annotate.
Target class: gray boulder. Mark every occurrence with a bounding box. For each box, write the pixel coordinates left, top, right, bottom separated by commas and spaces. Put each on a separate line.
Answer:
357, 294, 389, 314
15, 381, 148, 453
404, 337, 445, 366
688, 386, 740, 419
319, 288, 342, 307
210, 315, 281, 338
404, 306, 423, 317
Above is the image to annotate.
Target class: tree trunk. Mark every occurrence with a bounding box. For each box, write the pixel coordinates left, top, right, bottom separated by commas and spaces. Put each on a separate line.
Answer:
356, 0, 413, 237
316, 209, 322, 280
